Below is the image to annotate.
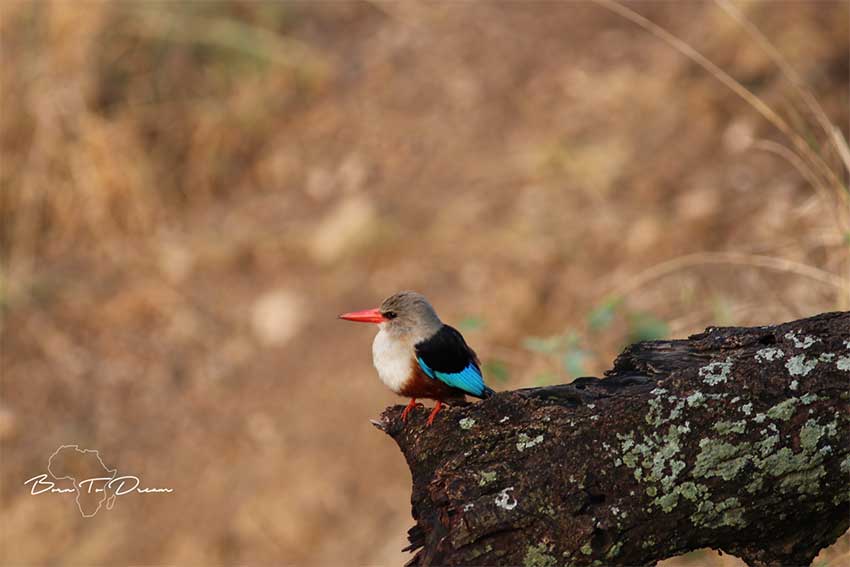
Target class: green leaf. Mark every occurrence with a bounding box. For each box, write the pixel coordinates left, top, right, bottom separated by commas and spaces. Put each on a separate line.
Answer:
458, 315, 486, 332
563, 330, 583, 348
483, 360, 510, 383
523, 336, 562, 354
711, 297, 734, 326
627, 312, 669, 343
533, 372, 559, 386
588, 296, 622, 332
562, 348, 588, 377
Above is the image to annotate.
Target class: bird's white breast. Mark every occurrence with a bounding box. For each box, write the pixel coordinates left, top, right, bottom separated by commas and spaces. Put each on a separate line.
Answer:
372, 328, 413, 393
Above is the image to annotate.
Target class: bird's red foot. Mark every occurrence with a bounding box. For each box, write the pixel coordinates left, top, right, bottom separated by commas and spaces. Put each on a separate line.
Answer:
401, 398, 422, 422
426, 401, 443, 426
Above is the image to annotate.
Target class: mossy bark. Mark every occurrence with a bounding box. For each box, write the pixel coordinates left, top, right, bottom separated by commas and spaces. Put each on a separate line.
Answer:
374, 311, 850, 567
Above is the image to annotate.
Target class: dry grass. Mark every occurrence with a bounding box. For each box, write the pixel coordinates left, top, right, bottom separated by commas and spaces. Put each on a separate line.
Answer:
1, 1, 848, 565
595, 0, 849, 308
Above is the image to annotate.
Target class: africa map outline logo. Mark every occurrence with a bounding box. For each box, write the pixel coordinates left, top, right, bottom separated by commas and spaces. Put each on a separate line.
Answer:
24, 444, 173, 517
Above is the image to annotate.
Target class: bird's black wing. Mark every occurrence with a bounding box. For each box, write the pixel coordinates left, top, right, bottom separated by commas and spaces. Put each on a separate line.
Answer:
415, 325, 492, 398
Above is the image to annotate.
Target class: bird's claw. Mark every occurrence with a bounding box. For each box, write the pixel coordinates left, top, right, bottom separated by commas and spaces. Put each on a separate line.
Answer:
401, 399, 424, 422
426, 401, 443, 426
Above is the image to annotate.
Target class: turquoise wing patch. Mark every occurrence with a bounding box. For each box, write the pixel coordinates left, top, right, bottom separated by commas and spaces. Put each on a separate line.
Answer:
417, 357, 485, 397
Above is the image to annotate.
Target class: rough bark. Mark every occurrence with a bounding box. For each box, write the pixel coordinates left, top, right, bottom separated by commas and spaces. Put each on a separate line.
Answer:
373, 311, 850, 567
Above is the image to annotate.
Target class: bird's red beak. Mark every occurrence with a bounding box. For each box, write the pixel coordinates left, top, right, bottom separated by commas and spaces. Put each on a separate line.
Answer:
338, 308, 385, 324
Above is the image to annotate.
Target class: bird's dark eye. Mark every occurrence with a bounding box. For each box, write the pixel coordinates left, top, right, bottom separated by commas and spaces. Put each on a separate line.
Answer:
384, 311, 397, 320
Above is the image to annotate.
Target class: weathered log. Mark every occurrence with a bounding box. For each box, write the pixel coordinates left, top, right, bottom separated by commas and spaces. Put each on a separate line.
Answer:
373, 311, 850, 567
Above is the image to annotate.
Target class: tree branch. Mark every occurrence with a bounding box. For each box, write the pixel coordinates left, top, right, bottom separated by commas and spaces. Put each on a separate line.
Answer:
373, 311, 850, 567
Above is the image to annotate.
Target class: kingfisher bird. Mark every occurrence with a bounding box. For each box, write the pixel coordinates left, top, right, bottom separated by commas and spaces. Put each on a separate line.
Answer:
339, 291, 495, 425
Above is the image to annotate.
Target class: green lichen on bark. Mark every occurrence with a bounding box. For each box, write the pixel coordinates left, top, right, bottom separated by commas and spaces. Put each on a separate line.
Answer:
757, 433, 780, 457
620, 405, 690, 498
755, 347, 784, 362
784, 331, 818, 349
618, 388, 844, 523
801, 418, 828, 450
699, 358, 733, 385
694, 439, 750, 481
692, 497, 746, 528
524, 543, 557, 567
479, 470, 497, 486
653, 480, 708, 513
517, 433, 544, 452
800, 393, 820, 405
713, 420, 747, 435
766, 398, 798, 421
786, 354, 818, 377
605, 541, 623, 559
686, 391, 706, 407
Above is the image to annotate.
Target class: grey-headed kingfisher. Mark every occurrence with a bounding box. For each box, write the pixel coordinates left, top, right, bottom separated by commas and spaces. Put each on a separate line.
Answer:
340, 291, 495, 425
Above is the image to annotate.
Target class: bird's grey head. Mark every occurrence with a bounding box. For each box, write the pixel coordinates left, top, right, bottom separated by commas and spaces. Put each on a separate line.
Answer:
379, 291, 442, 338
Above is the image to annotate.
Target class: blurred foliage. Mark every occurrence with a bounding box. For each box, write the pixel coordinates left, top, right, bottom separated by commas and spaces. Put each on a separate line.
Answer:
458, 315, 486, 332
513, 298, 670, 384
461, 298, 670, 384
482, 359, 511, 384
626, 311, 670, 343
587, 296, 623, 332
524, 329, 590, 381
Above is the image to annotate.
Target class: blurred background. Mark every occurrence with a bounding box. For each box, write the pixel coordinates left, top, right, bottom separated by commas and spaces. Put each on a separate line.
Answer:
1, 1, 848, 565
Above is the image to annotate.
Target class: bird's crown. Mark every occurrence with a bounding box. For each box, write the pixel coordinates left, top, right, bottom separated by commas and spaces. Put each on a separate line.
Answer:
379, 291, 441, 335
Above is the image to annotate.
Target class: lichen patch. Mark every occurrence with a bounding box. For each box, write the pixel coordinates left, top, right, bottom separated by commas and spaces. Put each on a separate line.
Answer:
479, 471, 497, 486
686, 391, 706, 407
524, 543, 556, 567
693, 409, 841, 499
699, 358, 733, 385
692, 496, 745, 528
694, 439, 750, 481
606, 541, 623, 559
653, 480, 707, 513
800, 418, 826, 450
495, 487, 517, 510
786, 354, 818, 377
766, 398, 799, 421
784, 331, 818, 349
755, 347, 784, 362
713, 420, 747, 435
516, 433, 544, 452
800, 393, 819, 405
